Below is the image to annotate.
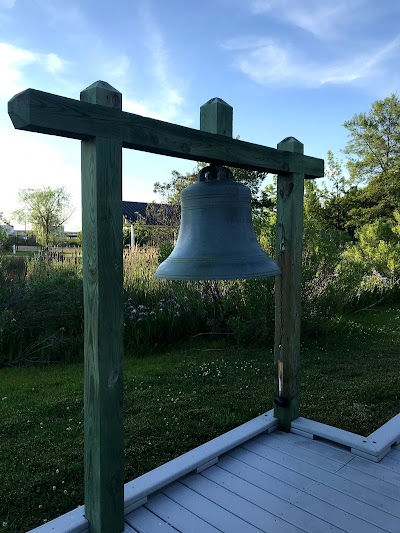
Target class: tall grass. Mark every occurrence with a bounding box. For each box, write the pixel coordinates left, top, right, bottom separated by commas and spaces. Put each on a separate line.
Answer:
1, 224, 399, 365
0, 256, 83, 366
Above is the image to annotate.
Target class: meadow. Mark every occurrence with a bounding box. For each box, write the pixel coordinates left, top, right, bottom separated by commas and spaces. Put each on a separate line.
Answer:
0, 232, 399, 532
0, 303, 399, 532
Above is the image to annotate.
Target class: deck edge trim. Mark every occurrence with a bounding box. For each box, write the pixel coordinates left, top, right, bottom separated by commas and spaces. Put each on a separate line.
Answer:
124, 410, 277, 511
291, 414, 400, 458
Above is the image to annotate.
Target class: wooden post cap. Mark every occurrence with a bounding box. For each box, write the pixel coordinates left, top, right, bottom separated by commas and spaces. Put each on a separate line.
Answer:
277, 137, 304, 154
80, 80, 122, 109
200, 97, 233, 137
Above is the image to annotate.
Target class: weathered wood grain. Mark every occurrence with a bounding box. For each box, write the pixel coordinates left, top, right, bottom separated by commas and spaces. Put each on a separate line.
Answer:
200, 97, 233, 137
274, 137, 304, 431
81, 82, 124, 533
8, 88, 324, 177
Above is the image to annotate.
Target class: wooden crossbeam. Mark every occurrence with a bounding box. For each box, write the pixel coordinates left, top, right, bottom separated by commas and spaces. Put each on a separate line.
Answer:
8, 89, 324, 178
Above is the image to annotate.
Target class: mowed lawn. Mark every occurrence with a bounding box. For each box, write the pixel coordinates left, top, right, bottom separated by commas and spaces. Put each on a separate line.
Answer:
0, 305, 399, 532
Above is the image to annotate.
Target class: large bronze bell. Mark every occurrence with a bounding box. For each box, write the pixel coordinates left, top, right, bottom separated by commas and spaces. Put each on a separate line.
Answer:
155, 165, 281, 280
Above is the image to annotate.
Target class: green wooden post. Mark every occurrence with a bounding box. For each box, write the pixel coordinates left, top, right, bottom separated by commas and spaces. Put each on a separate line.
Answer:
81, 81, 124, 533
274, 137, 305, 432
200, 97, 233, 137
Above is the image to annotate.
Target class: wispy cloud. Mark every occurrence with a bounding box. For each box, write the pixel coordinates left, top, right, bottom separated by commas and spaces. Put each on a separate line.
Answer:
0, 42, 68, 99
34, 0, 86, 30
223, 1, 400, 91
126, 0, 185, 122
102, 55, 131, 82
222, 34, 400, 89
0, 0, 16, 8
249, 0, 365, 40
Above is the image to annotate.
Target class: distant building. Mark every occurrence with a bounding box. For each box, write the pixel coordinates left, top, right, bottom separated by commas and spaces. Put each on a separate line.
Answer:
0, 224, 14, 235
65, 231, 79, 240
122, 201, 180, 247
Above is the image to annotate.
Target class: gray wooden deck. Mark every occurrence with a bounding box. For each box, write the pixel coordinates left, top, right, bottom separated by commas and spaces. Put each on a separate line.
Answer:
125, 431, 400, 533
28, 412, 400, 533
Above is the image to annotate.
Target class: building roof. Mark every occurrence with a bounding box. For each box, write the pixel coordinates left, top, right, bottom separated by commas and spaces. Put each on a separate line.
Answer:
122, 201, 148, 223
122, 201, 179, 226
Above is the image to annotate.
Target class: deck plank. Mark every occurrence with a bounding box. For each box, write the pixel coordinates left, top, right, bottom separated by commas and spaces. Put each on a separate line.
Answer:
242, 438, 343, 473
181, 474, 304, 533
378, 454, 400, 473
162, 482, 263, 532
337, 463, 400, 500
388, 447, 400, 459
288, 490, 385, 533
347, 456, 400, 486
124, 524, 140, 533
275, 431, 354, 463
221, 453, 315, 491
253, 433, 349, 471
215, 455, 395, 532
125, 506, 179, 533
303, 481, 400, 532
230, 445, 400, 515
145, 492, 221, 533
202, 464, 343, 532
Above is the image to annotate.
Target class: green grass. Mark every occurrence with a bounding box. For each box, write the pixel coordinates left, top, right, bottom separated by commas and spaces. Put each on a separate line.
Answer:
0, 305, 399, 532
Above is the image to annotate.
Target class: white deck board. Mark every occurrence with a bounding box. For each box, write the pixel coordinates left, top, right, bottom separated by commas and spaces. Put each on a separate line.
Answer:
337, 463, 400, 500
26, 413, 400, 533
229, 442, 400, 518
202, 464, 344, 532
241, 438, 344, 473
254, 432, 353, 469
180, 473, 304, 533
303, 481, 400, 532
126, 506, 179, 532
379, 453, 400, 473
273, 431, 354, 463
347, 456, 400, 486
162, 482, 263, 533
220, 453, 315, 491
288, 490, 385, 533
389, 447, 400, 459
216, 449, 394, 532
144, 492, 221, 533
218, 452, 400, 531
368, 413, 400, 447
291, 417, 377, 453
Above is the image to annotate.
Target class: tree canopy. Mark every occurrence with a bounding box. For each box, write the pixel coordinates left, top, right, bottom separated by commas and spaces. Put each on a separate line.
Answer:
343, 93, 400, 223
13, 187, 73, 248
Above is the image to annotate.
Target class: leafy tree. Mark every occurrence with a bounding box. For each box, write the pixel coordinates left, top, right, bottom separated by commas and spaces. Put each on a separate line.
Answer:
303, 153, 357, 240
320, 151, 356, 232
153, 169, 197, 205
0, 227, 10, 253
339, 214, 400, 302
154, 163, 273, 215
0, 213, 13, 253
344, 94, 400, 182
343, 93, 400, 222
13, 187, 73, 249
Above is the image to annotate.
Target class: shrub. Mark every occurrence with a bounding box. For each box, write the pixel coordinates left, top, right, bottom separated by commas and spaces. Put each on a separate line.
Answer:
158, 241, 174, 264
0, 259, 83, 366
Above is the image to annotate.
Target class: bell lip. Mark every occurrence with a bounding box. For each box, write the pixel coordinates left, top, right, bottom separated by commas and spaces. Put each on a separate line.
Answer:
154, 271, 281, 280
155, 258, 281, 280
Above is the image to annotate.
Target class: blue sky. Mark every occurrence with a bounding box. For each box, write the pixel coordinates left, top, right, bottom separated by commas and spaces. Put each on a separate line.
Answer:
1, 0, 400, 230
